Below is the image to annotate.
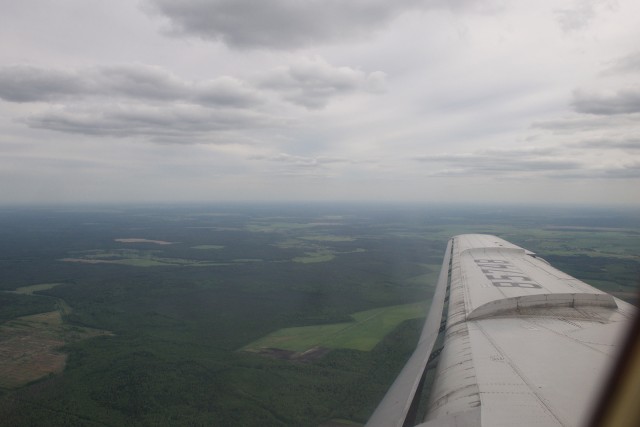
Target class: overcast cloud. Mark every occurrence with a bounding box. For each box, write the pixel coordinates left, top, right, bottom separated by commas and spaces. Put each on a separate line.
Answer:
577, 137, 640, 150
0, 60, 385, 142
258, 57, 386, 109
554, 0, 617, 32
602, 51, 640, 75
145, 0, 481, 49
415, 148, 583, 177
572, 89, 640, 115
0, 64, 261, 106
0, 0, 639, 205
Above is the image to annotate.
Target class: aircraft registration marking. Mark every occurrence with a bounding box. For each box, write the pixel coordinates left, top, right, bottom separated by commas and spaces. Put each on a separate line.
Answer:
474, 259, 542, 289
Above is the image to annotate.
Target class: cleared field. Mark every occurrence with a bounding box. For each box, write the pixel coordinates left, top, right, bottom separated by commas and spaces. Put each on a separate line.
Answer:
12, 283, 63, 295
115, 238, 174, 245
300, 236, 355, 242
117, 258, 178, 267
0, 311, 110, 389
246, 222, 319, 232
243, 301, 427, 353
293, 250, 336, 264
61, 257, 165, 267
292, 248, 366, 264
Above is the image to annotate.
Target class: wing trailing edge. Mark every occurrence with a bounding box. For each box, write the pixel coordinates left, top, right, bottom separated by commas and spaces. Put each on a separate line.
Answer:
365, 239, 452, 427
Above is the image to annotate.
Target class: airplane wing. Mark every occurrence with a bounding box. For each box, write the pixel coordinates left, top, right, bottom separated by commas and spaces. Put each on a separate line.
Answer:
366, 234, 636, 427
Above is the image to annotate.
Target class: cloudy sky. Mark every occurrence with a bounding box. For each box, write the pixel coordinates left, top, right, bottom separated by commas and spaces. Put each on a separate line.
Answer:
1, 0, 639, 205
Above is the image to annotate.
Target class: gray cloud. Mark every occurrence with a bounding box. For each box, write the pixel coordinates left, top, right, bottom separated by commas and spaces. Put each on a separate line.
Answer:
555, 1, 597, 32
0, 65, 85, 102
145, 0, 479, 49
602, 51, 640, 75
479, 147, 559, 157
91, 65, 188, 101
555, 0, 616, 32
572, 88, 640, 115
0, 60, 386, 142
25, 104, 279, 142
531, 115, 637, 132
249, 153, 348, 177
252, 152, 346, 166
259, 57, 386, 108
194, 76, 264, 108
0, 64, 263, 108
0, 64, 272, 143
0, 61, 384, 112
601, 163, 640, 178
577, 137, 640, 150
415, 148, 582, 177
415, 145, 640, 180
550, 163, 640, 179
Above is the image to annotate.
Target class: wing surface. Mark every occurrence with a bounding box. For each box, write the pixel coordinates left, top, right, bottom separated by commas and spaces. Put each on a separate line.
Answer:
367, 234, 635, 427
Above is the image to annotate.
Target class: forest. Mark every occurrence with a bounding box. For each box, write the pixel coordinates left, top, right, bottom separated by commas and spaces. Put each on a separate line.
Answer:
0, 203, 638, 426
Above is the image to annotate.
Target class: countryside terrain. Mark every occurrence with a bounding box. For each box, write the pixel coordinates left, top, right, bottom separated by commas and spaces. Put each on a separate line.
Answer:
0, 203, 638, 426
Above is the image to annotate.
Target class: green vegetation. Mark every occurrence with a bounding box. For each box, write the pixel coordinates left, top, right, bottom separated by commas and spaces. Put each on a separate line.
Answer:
0, 293, 58, 323
244, 302, 427, 352
0, 204, 637, 426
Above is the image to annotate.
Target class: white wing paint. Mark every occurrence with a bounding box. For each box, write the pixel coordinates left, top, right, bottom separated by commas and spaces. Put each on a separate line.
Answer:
367, 234, 635, 427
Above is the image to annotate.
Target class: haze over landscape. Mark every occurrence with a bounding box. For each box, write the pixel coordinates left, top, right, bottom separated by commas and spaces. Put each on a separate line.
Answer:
1, 0, 639, 205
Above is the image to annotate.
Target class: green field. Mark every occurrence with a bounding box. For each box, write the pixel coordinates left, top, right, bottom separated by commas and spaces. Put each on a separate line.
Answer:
61, 256, 228, 267
244, 302, 427, 352
61, 247, 241, 268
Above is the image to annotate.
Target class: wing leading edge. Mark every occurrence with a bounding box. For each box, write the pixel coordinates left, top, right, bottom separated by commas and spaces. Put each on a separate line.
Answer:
366, 234, 635, 427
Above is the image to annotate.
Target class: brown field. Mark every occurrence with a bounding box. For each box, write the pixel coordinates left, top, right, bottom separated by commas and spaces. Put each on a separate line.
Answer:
0, 311, 110, 389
